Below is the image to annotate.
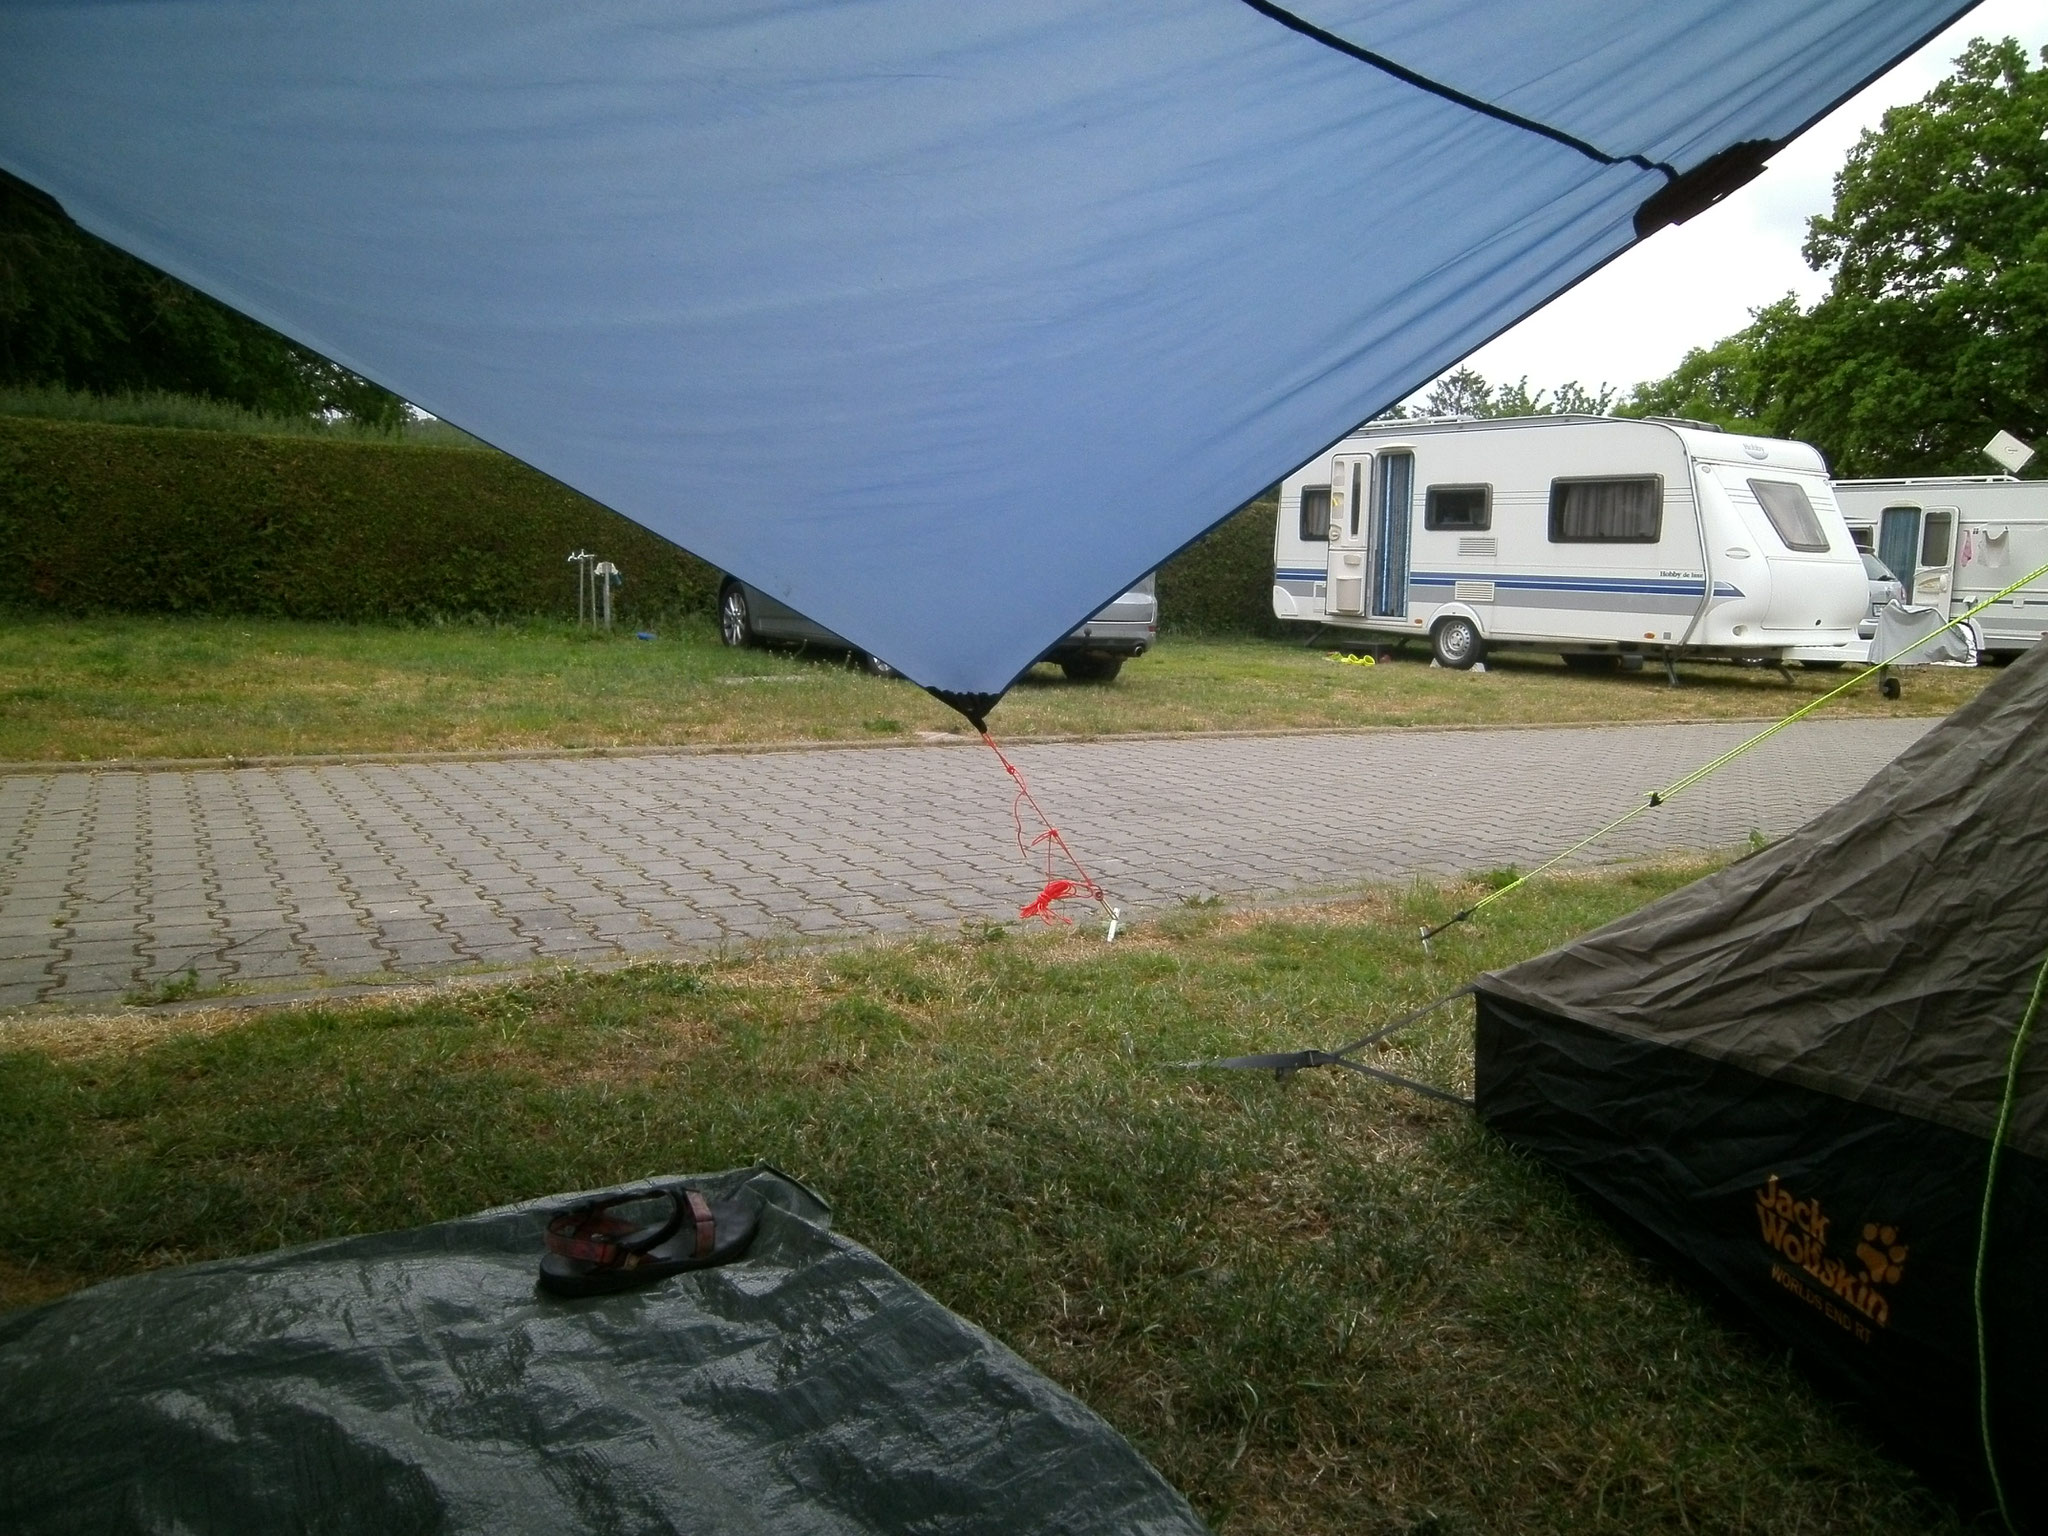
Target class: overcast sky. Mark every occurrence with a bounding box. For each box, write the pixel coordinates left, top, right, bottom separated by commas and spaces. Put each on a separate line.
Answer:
1416, 0, 2048, 405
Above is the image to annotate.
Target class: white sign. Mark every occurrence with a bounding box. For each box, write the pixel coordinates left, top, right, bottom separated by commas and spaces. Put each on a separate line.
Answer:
1984, 430, 2036, 474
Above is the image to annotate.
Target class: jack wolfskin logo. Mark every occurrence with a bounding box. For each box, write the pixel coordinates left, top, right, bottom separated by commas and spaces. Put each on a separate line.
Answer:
1754, 1175, 1904, 1340
1857, 1223, 1909, 1285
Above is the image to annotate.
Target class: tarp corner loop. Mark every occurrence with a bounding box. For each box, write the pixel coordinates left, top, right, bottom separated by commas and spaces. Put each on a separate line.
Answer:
927, 688, 1001, 733
1633, 138, 1779, 237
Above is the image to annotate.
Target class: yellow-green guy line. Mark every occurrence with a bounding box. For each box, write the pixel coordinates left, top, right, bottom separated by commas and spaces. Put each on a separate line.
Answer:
1975, 938, 2048, 1534
1419, 556, 2048, 949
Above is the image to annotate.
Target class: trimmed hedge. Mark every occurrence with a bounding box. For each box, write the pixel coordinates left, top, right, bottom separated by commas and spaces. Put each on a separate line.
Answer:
0, 416, 720, 623
1156, 496, 1283, 636
0, 414, 1286, 634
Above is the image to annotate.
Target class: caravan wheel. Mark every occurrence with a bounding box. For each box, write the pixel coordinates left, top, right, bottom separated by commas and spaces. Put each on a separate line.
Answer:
1432, 616, 1484, 670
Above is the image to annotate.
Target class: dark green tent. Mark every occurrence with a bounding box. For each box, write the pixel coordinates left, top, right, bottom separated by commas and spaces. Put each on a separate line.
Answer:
0, 1166, 1207, 1536
1475, 641, 2048, 1522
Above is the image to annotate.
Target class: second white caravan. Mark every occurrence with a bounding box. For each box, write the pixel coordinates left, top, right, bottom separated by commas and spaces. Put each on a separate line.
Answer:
1271, 415, 1869, 669
1833, 477, 2048, 661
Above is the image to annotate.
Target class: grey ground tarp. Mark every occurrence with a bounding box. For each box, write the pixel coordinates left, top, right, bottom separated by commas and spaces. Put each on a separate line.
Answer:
0, 1166, 1208, 1536
1475, 639, 2048, 1520
0, 0, 1973, 701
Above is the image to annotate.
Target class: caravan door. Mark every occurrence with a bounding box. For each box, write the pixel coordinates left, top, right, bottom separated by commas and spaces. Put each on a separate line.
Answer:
1878, 503, 1958, 608
1327, 452, 1371, 617
1370, 450, 1413, 618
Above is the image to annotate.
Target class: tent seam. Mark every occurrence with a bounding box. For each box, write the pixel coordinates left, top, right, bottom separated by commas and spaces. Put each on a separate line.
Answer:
1231, 0, 1677, 178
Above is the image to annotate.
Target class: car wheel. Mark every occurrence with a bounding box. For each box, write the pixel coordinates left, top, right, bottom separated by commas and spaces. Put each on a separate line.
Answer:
858, 651, 897, 677
1059, 655, 1124, 683
1431, 617, 1483, 670
718, 583, 753, 648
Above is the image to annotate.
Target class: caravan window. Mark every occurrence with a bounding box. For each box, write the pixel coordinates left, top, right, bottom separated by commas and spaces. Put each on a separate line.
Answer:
1424, 485, 1490, 531
1299, 485, 1331, 541
1921, 510, 1954, 567
1749, 479, 1830, 552
1548, 477, 1661, 543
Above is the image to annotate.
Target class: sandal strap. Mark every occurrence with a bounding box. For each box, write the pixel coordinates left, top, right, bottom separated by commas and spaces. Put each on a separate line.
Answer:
545, 1188, 686, 1267
684, 1189, 714, 1257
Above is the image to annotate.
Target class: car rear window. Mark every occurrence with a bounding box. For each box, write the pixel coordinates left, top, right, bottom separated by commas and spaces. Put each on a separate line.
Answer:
1750, 479, 1830, 553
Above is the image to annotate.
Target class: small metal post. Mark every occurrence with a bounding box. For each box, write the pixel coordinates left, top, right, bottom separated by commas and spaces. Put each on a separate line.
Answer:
567, 549, 593, 626
595, 561, 618, 630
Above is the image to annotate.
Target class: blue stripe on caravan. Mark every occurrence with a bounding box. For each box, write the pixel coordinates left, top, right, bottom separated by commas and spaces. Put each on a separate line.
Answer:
1275, 569, 1747, 599
1409, 571, 1747, 599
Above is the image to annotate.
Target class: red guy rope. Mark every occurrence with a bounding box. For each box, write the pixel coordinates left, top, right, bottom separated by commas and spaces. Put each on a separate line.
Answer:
979, 731, 1113, 928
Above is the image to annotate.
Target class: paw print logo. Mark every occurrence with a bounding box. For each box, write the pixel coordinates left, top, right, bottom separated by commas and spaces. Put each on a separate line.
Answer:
1857, 1223, 1908, 1286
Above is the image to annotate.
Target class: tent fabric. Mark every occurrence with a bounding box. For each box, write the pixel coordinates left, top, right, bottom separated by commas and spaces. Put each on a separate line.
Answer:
1479, 639, 2048, 1158
1474, 639, 2048, 1518
0, 1, 1972, 699
0, 1165, 1209, 1536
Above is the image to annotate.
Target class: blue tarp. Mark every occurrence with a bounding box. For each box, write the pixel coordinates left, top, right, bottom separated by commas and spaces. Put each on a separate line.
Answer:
0, 0, 1972, 703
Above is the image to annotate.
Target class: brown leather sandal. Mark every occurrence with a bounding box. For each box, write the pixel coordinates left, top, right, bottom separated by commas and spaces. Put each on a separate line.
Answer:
536, 1183, 758, 1297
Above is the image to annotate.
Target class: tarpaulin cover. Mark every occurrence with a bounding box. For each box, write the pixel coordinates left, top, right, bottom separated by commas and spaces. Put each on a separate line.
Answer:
0, 1165, 1208, 1536
0, 0, 1973, 701
1475, 639, 2048, 1518
1871, 599, 1976, 665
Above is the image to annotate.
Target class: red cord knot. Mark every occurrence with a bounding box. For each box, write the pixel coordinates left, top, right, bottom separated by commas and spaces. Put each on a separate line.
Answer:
1019, 878, 1085, 924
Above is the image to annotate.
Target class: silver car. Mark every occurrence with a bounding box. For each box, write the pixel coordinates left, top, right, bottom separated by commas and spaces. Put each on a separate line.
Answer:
1041, 573, 1156, 680
717, 573, 1158, 682
1858, 552, 1906, 640
717, 579, 900, 674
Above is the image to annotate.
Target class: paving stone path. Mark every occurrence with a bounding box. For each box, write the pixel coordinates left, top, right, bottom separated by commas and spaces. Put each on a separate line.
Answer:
0, 718, 1933, 1010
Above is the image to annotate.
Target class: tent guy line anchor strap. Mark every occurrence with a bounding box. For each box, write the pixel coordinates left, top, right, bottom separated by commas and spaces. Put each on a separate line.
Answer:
1419, 556, 2048, 952
1187, 986, 1477, 1108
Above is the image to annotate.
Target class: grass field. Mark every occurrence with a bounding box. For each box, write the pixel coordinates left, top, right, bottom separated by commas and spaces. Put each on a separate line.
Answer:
0, 612, 1990, 761
0, 862, 1967, 1533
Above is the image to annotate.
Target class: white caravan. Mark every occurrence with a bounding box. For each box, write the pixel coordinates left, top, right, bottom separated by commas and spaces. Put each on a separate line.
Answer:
1833, 477, 2048, 661
1271, 415, 1869, 670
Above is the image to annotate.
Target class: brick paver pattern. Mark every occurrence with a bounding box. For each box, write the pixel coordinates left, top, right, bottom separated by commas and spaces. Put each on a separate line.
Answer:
0, 718, 1933, 1008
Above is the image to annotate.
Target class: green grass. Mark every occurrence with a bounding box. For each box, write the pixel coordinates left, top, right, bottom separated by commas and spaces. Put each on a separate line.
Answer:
0, 863, 1964, 1532
0, 612, 1990, 761
0, 384, 488, 447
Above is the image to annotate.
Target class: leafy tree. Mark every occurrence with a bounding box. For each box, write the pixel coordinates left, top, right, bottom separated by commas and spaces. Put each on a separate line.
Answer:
1394, 367, 1617, 421
1627, 39, 2047, 475
0, 169, 406, 428
1415, 366, 1490, 418
1545, 379, 1620, 416
1615, 302, 1789, 432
